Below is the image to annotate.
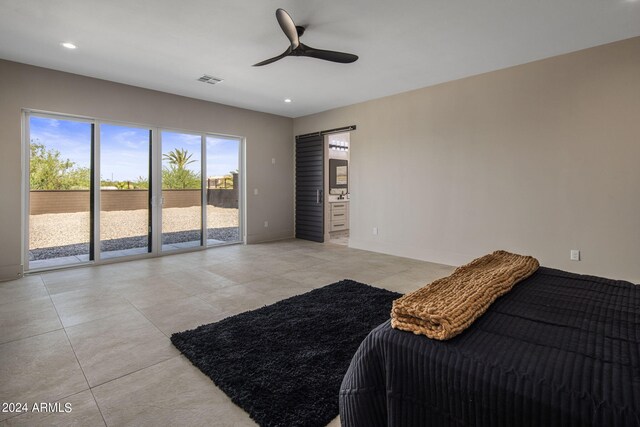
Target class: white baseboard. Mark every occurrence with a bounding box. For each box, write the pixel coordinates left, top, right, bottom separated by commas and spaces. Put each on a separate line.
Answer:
0, 263, 24, 282
348, 238, 465, 267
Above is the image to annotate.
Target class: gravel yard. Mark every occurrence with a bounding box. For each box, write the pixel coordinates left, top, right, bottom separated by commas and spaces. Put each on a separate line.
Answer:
29, 206, 239, 249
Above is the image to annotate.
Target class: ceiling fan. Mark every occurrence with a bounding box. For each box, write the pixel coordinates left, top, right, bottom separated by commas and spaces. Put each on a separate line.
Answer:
253, 8, 359, 67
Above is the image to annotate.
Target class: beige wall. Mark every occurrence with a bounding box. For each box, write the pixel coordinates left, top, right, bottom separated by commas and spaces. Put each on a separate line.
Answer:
0, 60, 294, 281
294, 37, 640, 283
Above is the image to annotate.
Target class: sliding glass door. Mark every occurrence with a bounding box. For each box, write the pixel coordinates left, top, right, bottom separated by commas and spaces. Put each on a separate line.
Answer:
99, 124, 152, 259
206, 136, 242, 245
27, 115, 94, 269
25, 111, 244, 271
161, 131, 203, 251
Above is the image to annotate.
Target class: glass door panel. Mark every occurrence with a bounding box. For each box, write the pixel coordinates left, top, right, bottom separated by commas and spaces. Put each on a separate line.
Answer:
99, 124, 152, 259
206, 136, 241, 245
161, 131, 202, 251
27, 115, 93, 269
26, 112, 245, 273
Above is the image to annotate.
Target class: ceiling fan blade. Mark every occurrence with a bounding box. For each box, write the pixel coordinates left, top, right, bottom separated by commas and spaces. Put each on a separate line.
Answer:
299, 44, 358, 63
276, 8, 299, 49
253, 47, 292, 66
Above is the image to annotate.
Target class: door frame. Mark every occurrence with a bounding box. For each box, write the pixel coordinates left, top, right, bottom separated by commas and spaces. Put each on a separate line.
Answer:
95, 121, 155, 262
294, 126, 356, 244
156, 129, 205, 254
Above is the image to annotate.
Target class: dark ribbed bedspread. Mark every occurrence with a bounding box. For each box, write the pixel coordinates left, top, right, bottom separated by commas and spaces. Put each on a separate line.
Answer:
339, 267, 640, 426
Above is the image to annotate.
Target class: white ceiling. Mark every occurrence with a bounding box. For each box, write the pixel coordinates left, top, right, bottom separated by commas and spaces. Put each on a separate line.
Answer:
1, 0, 639, 118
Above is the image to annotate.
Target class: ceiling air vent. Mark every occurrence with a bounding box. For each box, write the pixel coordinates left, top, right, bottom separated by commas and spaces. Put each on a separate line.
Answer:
197, 75, 223, 85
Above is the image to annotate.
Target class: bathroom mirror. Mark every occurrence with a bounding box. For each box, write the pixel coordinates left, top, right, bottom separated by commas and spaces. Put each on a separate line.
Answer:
329, 159, 348, 195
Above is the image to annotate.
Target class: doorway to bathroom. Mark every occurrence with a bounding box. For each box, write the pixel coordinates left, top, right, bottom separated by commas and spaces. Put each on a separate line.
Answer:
294, 126, 354, 246
326, 132, 350, 246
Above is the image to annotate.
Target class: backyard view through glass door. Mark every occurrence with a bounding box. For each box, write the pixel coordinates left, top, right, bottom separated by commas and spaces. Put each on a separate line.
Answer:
206, 136, 241, 245
161, 131, 202, 251
25, 112, 244, 271
99, 124, 152, 259
27, 115, 93, 269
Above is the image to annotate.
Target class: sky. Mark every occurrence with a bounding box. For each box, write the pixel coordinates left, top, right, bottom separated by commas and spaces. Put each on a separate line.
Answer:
30, 116, 240, 182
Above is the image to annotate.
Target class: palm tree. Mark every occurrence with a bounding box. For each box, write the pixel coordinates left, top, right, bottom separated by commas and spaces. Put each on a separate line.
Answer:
163, 148, 195, 170
162, 148, 200, 189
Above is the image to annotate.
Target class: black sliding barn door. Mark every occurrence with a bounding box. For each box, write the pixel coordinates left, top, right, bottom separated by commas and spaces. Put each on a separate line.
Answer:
295, 134, 324, 242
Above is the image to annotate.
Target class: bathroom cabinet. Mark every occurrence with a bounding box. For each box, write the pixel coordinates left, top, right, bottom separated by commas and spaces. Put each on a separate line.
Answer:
329, 201, 349, 232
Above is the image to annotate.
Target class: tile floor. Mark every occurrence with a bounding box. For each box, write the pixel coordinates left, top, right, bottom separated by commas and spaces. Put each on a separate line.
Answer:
329, 231, 349, 246
0, 239, 455, 426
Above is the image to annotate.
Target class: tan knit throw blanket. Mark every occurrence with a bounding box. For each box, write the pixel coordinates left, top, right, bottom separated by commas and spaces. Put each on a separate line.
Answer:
391, 250, 539, 340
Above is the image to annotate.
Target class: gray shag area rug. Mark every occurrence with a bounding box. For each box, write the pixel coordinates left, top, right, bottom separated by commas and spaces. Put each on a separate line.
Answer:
171, 280, 400, 427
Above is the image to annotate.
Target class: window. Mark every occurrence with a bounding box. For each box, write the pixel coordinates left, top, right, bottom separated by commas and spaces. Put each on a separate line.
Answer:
24, 111, 244, 271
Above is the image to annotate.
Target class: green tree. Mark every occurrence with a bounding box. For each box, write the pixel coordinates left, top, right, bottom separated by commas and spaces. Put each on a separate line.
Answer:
162, 148, 200, 189
162, 168, 201, 189
133, 176, 149, 189
30, 141, 91, 190
64, 167, 91, 190
163, 148, 195, 169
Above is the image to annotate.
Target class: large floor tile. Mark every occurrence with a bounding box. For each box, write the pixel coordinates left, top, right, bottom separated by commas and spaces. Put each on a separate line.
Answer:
44, 274, 123, 296
138, 296, 228, 336
171, 252, 235, 270
40, 266, 112, 288
50, 288, 137, 327
278, 266, 346, 288
359, 256, 417, 275
0, 276, 48, 305
227, 258, 300, 277
92, 356, 255, 427
65, 310, 178, 387
0, 295, 62, 344
96, 261, 168, 282
160, 270, 238, 296
371, 273, 427, 294
326, 261, 397, 284
197, 283, 283, 315
371, 263, 456, 293
114, 279, 192, 310
205, 262, 274, 284
301, 246, 367, 263
0, 390, 105, 427
0, 330, 88, 421
241, 276, 315, 300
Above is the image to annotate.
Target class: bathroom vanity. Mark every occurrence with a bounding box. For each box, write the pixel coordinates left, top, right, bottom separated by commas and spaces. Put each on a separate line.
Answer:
326, 134, 350, 243
329, 200, 349, 232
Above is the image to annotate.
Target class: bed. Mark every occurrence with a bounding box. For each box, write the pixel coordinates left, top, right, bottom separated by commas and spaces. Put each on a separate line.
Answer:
339, 267, 640, 426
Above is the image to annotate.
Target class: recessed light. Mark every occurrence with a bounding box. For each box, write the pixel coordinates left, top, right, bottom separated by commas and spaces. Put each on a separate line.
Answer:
61, 42, 77, 49
284, 98, 292, 103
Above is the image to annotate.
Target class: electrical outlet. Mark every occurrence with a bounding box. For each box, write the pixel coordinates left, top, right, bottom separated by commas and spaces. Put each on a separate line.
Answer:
570, 250, 580, 261
272, 158, 276, 164
264, 221, 269, 228
253, 188, 259, 195
373, 227, 378, 235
